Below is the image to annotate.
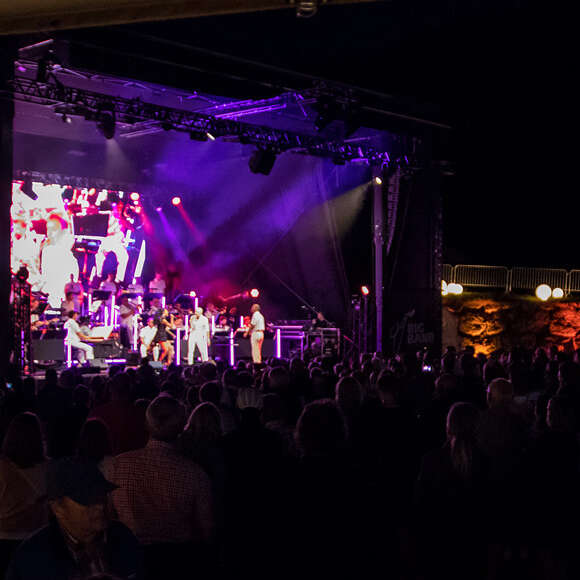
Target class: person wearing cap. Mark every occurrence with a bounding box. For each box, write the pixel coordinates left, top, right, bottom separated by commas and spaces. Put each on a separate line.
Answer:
6, 457, 143, 580
188, 307, 210, 364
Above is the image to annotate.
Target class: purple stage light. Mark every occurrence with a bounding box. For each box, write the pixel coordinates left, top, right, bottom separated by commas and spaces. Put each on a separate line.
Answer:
156, 206, 162, 212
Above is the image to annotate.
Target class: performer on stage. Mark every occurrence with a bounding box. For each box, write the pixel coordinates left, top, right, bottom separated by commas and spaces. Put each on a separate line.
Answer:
119, 295, 137, 349
139, 317, 158, 360
149, 272, 166, 295
188, 307, 210, 364
245, 303, 265, 364
154, 307, 175, 365
64, 311, 95, 364
64, 274, 84, 313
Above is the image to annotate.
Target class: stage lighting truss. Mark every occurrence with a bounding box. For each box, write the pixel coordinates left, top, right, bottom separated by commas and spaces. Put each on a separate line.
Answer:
8, 76, 397, 165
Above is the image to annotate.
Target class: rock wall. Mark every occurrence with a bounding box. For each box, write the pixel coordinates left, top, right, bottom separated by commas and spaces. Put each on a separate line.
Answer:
442, 295, 580, 355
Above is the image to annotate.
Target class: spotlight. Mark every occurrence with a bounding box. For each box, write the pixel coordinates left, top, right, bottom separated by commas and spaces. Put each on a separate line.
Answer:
361, 285, 370, 296
130, 192, 140, 202
535, 284, 552, 301
374, 177, 383, 185
96, 108, 116, 140
250, 288, 260, 298
552, 287, 564, 299
20, 179, 38, 201
189, 291, 197, 297
156, 206, 162, 212
172, 197, 181, 206
135, 206, 142, 214
249, 149, 276, 175
442, 280, 449, 296
206, 132, 216, 141
447, 283, 464, 295
61, 113, 72, 124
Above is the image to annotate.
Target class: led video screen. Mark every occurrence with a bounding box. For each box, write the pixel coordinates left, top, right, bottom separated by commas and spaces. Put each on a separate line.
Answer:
11, 180, 145, 307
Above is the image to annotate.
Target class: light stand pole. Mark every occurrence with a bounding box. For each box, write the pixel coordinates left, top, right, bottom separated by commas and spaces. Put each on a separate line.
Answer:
372, 166, 384, 352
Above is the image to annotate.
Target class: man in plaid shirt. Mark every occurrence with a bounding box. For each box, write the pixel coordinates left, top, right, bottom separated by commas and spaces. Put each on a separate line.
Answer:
112, 395, 214, 578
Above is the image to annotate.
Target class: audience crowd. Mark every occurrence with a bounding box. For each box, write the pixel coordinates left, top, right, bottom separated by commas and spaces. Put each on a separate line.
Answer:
1, 344, 579, 579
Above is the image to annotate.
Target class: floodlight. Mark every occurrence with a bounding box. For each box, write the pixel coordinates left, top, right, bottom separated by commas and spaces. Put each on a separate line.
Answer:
172, 197, 181, 206
361, 285, 370, 296
552, 287, 564, 299
250, 288, 260, 298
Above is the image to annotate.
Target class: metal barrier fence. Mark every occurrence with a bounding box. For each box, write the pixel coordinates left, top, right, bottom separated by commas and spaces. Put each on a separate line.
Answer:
444, 264, 577, 294
453, 265, 509, 291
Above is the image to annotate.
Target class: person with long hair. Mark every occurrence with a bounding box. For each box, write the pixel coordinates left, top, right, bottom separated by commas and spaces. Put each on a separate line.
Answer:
415, 402, 487, 580
0, 413, 48, 576
154, 308, 175, 366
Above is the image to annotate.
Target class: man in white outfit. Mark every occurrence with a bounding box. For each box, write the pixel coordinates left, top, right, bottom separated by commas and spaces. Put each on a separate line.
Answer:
139, 317, 159, 360
245, 303, 265, 364
188, 307, 210, 364
64, 311, 94, 364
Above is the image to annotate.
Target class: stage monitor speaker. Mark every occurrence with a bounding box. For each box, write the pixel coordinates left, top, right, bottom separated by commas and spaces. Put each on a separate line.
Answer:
149, 361, 163, 370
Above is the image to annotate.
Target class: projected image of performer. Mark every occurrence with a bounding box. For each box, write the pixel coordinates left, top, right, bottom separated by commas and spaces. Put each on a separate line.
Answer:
188, 307, 210, 364
11, 217, 40, 286
64, 311, 95, 365
245, 303, 265, 364
40, 214, 79, 308
94, 206, 129, 284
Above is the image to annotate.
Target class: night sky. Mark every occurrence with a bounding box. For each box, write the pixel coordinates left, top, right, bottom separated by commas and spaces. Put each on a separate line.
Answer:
50, 1, 572, 270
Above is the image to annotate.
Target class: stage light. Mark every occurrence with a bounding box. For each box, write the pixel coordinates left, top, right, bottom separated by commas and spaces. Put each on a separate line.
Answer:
206, 132, 216, 141
61, 113, 72, 124
156, 206, 162, 212
135, 206, 142, 214
20, 179, 38, 201
536, 284, 552, 301
552, 287, 564, 299
189, 291, 197, 297
374, 177, 383, 185
249, 149, 276, 175
361, 285, 370, 296
442, 280, 449, 296
96, 108, 116, 140
172, 197, 181, 206
130, 192, 140, 202
447, 283, 464, 295
250, 288, 260, 298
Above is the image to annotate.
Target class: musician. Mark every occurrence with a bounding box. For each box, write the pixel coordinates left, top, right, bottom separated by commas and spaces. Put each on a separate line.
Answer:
128, 277, 144, 294
215, 314, 231, 333
119, 295, 137, 349
149, 272, 166, 295
64, 274, 84, 313
64, 311, 95, 364
311, 311, 331, 329
188, 307, 210, 364
60, 292, 77, 322
245, 304, 265, 364
154, 308, 175, 365
139, 317, 158, 360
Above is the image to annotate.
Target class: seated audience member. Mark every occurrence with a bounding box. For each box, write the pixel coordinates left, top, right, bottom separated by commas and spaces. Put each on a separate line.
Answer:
7, 457, 142, 580
77, 418, 115, 480
113, 395, 214, 580
415, 402, 487, 580
89, 374, 147, 455
0, 413, 48, 577
180, 403, 226, 534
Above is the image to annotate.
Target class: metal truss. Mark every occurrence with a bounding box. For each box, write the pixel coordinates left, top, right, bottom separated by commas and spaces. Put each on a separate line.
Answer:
8, 75, 391, 163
